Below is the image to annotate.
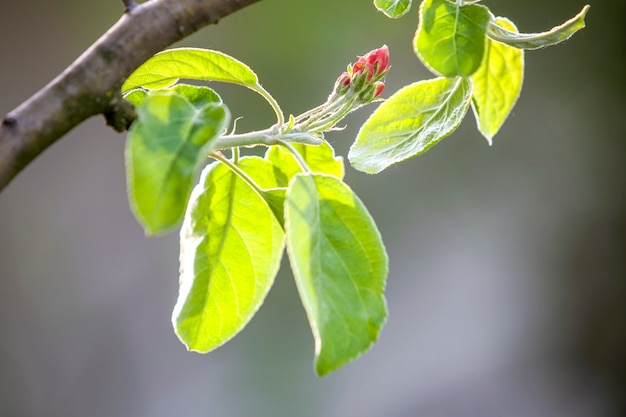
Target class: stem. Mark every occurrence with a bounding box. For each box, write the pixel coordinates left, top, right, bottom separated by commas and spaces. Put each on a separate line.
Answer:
293, 94, 338, 123
0, 0, 263, 192
254, 85, 285, 128
214, 130, 276, 148
232, 146, 240, 164
304, 96, 360, 132
297, 95, 348, 128
215, 128, 322, 149
210, 151, 264, 195
277, 140, 311, 174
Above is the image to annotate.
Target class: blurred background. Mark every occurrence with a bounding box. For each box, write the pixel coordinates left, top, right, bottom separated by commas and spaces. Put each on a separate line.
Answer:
0, 0, 624, 416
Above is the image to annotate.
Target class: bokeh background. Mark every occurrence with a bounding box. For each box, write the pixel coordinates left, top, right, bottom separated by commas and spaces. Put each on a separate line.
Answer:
1, 0, 624, 416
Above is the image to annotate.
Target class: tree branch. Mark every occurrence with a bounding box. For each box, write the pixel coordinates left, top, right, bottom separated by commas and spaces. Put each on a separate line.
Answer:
0, 0, 262, 191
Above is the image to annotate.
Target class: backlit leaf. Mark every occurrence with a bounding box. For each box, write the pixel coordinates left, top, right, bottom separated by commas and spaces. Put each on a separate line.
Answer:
122, 48, 259, 92
471, 17, 524, 143
265, 141, 344, 186
374, 0, 412, 18
285, 173, 388, 376
126, 85, 229, 235
349, 76, 472, 174
172, 158, 284, 353
236, 157, 288, 226
121, 48, 283, 122
487, 5, 589, 50
414, 0, 491, 77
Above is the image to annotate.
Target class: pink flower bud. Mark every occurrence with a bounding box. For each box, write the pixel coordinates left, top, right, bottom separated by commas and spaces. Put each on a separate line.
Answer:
352, 61, 375, 83
334, 71, 352, 95
339, 72, 351, 87
365, 45, 390, 76
373, 81, 385, 98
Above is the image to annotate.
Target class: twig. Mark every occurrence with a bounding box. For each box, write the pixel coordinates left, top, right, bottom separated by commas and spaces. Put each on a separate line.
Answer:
0, 0, 262, 192
122, 0, 137, 14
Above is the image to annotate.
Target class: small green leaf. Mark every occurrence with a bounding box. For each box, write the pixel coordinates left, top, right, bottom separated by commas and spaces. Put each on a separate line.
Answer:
173, 159, 284, 353
123, 88, 148, 107
487, 5, 590, 50
126, 85, 229, 235
471, 17, 524, 143
375, 0, 412, 18
414, 0, 491, 77
260, 188, 288, 227
122, 48, 259, 92
122, 48, 284, 124
235, 157, 289, 226
285, 173, 388, 376
265, 141, 345, 186
349, 76, 472, 174
236, 156, 284, 189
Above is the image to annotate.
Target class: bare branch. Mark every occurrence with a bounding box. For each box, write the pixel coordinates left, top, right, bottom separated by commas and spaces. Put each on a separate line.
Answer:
122, 0, 137, 14
0, 0, 262, 191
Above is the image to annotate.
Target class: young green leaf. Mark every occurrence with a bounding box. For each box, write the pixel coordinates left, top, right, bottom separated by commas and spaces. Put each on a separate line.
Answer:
471, 17, 524, 143
487, 5, 590, 50
265, 141, 344, 186
121, 48, 284, 125
414, 0, 491, 77
122, 48, 259, 92
172, 159, 284, 353
349, 76, 473, 174
285, 173, 388, 376
126, 85, 229, 235
123, 88, 148, 107
374, 0, 412, 18
234, 157, 289, 226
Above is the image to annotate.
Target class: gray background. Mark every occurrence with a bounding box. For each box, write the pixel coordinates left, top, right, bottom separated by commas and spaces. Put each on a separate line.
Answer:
1, 0, 624, 416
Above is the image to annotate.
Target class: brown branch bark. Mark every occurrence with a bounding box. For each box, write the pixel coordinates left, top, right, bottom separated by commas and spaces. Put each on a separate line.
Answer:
0, 0, 262, 191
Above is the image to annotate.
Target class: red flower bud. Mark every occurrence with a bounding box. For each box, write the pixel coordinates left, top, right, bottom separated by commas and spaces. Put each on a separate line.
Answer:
334, 71, 352, 95
365, 45, 390, 76
373, 81, 385, 98
352, 61, 375, 83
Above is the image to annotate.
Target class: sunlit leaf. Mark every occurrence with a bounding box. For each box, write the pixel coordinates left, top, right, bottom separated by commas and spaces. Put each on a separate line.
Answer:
236, 157, 288, 226
126, 85, 229, 235
123, 88, 148, 107
265, 141, 344, 186
349, 76, 472, 174
285, 173, 388, 376
172, 159, 284, 353
122, 48, 259, 92
487, 5, 589, 50
374, 0, 412, 18
414, 0, 491, 77
121, 48, 283, 123
471, 17, 524, 143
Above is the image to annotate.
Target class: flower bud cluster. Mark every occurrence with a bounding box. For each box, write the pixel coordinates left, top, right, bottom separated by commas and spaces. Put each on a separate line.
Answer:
291, 46, 390, 135
334, 45, 390, 101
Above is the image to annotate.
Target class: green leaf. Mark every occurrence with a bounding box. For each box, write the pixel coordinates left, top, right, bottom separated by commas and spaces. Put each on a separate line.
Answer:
122, 48, 259, 92
471, 17, 524, 143
121, 48, 284, 124
285, 173, 388, 376
414, 0, 491, 77
126, 84, 229, 235
260, 188, 288, 227
265, 141, 345, 186
172, 159, 285, 353
349, 76, 472, 174
487, 5, 590, 50
123, 88, 148, 107
374, 0, 412, 18
235, 157, 289, 226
